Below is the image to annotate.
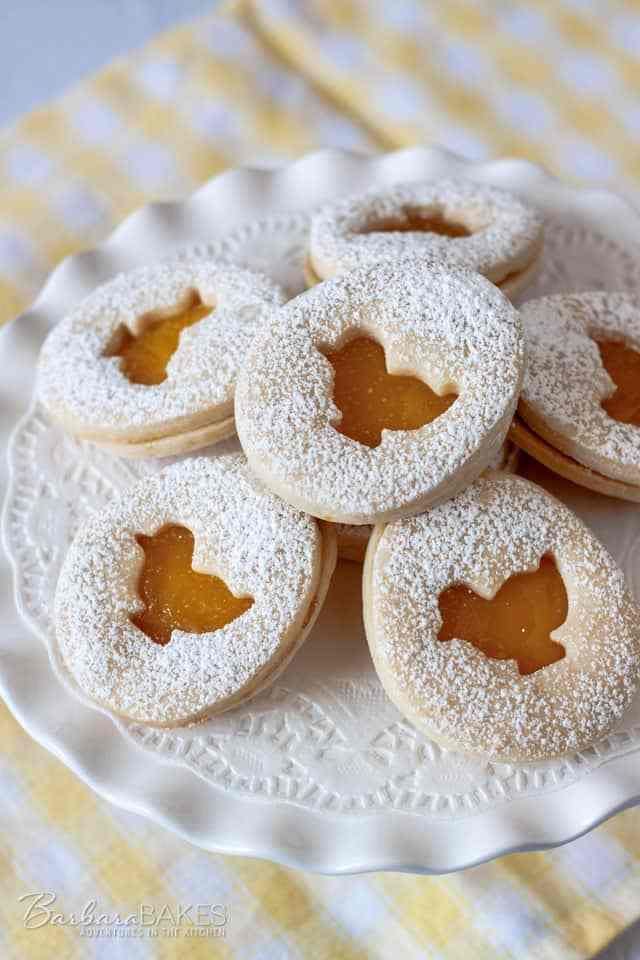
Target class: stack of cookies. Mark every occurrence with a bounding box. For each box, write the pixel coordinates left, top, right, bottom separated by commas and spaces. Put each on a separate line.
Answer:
38, 178, 640, 763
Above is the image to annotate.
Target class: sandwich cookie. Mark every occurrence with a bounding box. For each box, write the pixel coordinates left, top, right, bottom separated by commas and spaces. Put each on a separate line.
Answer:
364, 474, 640, 762
235, 260, 524, 524
307, 179, 543, 299
38, 258, 286, 458
514, 292, 640, 500
336, 438, 520, 564
53, 455, 337, 726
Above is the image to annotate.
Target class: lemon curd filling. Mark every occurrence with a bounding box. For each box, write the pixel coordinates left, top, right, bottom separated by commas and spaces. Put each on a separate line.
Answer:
131, 525, 253, 646
598, 339, 640, 427
324, 336, 457, 448
437, 555, 567, 675
362, 210, 471, 238
109, 296, 212, 386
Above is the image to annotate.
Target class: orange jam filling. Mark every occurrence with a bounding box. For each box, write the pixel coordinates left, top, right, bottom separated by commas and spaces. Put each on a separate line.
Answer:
109, 296, 212, 386
131, 525, 253, 646
598, 339, 640, 427
437, 555, 567, 675
324, 336, 457, 448
363, 210, 470, 239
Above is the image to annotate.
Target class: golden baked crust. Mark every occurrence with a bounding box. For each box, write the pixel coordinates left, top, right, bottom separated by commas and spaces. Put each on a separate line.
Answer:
509, 416, 640, 502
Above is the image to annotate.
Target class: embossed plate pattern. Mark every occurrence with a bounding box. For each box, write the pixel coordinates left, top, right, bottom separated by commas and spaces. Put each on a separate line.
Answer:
2, 148, 640, 873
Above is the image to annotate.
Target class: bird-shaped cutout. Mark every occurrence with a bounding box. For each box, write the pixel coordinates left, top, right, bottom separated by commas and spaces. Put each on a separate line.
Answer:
437, 555, 567, 675
366, 209, 470, 238
598, 339, 640, 427
324, 336, 457, 448
108, 294, 212, 386
131, 525, 253, 646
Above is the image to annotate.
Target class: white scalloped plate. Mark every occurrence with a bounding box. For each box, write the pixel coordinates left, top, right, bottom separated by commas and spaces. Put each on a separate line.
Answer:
3, 147, 640, 875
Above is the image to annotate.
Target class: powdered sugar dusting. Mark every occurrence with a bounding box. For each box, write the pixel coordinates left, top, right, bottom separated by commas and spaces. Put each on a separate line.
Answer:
53, 455, 324, 725
310, 179, 543, 285
367, 474, 640, 761
38, 258, 286, 443
520, 292, 640, 483
236, 260, 524, 523
335, 440, 520, 557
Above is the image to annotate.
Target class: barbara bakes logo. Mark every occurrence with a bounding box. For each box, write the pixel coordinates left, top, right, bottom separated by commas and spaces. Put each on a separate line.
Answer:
20, 892, 229, 939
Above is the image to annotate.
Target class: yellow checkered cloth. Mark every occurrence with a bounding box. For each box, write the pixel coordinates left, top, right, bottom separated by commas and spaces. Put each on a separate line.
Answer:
1, 2, 640, 956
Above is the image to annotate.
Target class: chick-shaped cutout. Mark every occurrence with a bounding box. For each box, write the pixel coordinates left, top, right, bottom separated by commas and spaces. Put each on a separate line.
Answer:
437, 555, 567, 675
325, 336, 457, 448
131, 525, 253, 646
365, 208, 470, 238
598, 339, 640, 427
110, 294, 212, 386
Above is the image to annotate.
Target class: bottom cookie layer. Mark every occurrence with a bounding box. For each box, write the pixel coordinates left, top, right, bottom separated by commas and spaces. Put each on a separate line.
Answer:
92, 415, 236, 459
509, 417, 640, 503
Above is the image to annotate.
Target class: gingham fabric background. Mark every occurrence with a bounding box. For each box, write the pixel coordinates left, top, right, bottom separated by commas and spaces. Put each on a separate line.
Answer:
1, 2, 640, 957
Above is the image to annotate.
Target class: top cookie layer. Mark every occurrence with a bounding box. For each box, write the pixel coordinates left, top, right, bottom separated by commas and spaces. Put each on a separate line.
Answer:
520, 292, 640, 484
37, 258, 286, 444
235, 259, 524, 524
309, 179, 543, 287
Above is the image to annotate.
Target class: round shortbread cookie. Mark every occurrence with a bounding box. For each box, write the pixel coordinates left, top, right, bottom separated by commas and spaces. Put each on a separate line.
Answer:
38, 258, 286, 452
53, 455, 337, 726
308, 179, 543, 298
364, 474, 640, 762
520, 292, 640, 486
95, 416, 236, 460
235, 260, 524, 525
